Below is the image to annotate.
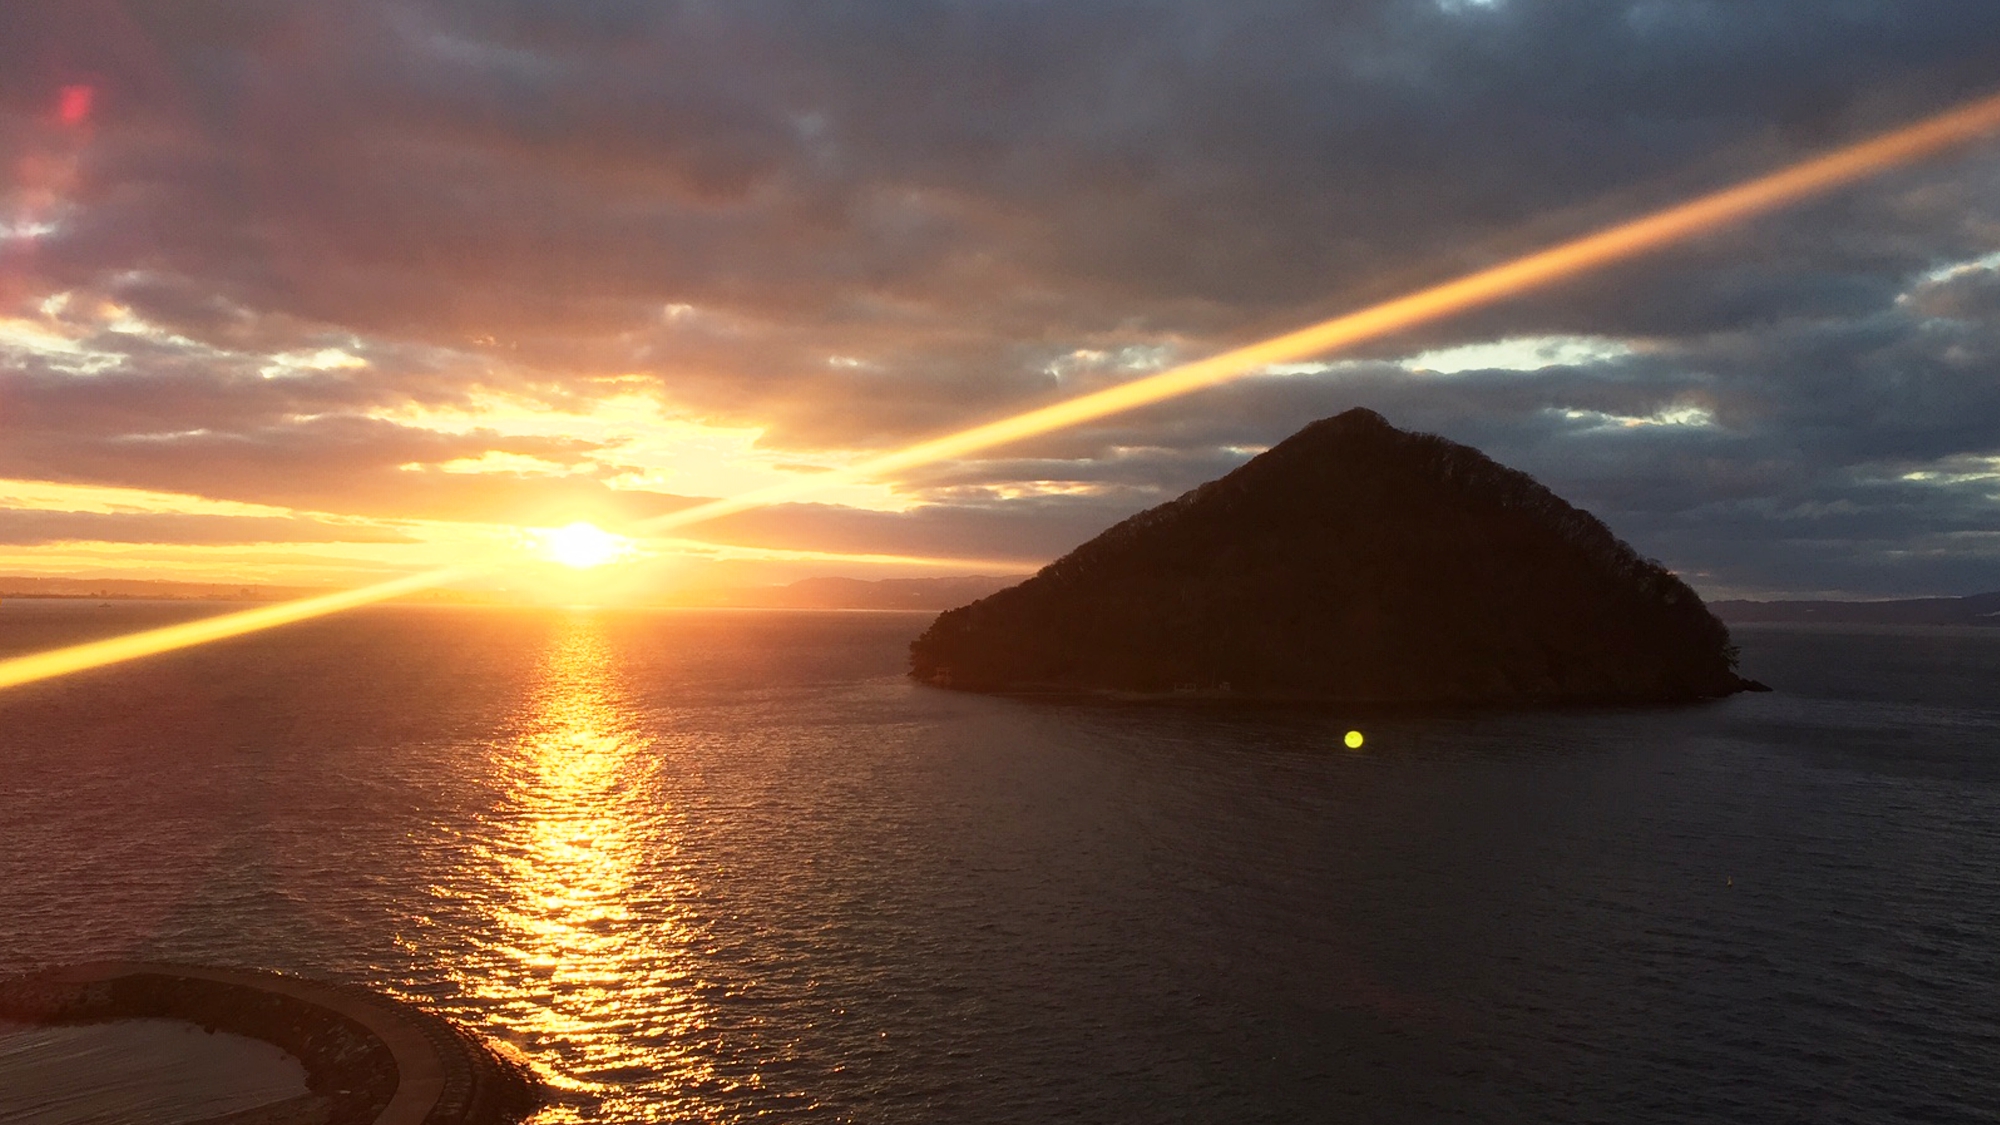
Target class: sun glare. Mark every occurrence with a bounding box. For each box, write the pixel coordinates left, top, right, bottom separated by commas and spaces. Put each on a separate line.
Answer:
539, 522, 633, 569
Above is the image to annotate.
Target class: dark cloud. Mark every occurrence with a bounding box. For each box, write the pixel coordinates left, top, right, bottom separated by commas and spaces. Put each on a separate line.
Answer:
4, 0, 2000, 592
696, 497, 1129, 567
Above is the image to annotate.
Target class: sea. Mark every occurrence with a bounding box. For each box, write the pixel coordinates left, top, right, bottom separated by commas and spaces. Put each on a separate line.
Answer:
1, 600, 1996, 1124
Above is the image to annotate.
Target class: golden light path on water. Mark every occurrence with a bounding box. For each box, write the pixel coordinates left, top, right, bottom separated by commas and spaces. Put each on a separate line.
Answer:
443, 617, 729, 1121
4, 86, 2000, 692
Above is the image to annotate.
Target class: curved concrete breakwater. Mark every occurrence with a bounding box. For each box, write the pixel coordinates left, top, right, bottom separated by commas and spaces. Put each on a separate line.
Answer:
0, 962, 542, 1125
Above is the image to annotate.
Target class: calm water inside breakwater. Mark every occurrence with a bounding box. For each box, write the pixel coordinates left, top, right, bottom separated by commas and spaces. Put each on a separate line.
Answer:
2, 601, 1997, 1123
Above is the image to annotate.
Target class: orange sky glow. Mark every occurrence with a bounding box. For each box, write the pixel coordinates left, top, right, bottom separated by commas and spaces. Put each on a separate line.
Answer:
7, 11, 2000, 622
4, 85, 2000, 610
5, 86, 2000, 691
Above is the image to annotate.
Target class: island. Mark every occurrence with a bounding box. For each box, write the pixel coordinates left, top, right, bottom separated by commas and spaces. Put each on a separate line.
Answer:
909, 408, 1764, 704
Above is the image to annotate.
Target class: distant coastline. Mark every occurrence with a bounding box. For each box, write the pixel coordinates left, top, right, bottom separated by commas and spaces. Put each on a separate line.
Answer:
1713, 591, 2000, 627
673, 575, 1028, 612
13, 574, 1992, 622
0, 576, 338, 602
0, 573, 1030, 612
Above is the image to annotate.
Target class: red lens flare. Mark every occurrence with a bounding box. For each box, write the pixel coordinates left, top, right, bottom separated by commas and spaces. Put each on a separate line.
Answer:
56, 84, 95, 128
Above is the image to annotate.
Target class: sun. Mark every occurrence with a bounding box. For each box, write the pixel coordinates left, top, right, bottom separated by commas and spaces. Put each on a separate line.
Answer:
537, 521, 633, 569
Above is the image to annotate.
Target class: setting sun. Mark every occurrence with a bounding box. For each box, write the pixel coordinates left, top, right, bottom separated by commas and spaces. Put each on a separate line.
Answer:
538, 522, 633, 569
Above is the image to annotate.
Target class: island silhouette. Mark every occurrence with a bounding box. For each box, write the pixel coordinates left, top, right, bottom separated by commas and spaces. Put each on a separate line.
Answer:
910, 408, 1763, 703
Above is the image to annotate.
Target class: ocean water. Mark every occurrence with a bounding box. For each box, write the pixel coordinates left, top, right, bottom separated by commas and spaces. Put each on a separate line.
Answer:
1, 601, 1996, 1123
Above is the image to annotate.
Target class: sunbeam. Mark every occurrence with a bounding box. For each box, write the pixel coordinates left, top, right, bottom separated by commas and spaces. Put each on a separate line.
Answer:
0, 568, 474, 691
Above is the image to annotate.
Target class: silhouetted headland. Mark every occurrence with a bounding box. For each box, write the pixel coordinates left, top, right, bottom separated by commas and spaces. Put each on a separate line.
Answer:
910, 408, 1765, 704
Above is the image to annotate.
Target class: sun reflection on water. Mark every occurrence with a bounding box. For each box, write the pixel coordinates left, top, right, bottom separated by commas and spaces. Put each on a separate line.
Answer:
450, 615, 726, 1122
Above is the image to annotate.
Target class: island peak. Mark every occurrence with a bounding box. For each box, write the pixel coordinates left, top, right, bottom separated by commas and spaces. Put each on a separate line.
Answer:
910, 411, 1757, 704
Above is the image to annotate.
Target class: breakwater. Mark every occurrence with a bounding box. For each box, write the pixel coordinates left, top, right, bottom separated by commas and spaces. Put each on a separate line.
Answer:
0, 962, 541, 1125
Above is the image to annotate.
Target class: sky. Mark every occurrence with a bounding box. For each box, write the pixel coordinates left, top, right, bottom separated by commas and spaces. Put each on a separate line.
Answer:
5, 0, 2000, 601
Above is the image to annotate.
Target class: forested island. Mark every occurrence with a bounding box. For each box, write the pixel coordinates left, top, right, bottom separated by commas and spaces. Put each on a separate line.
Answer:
910, 409, 1764, 704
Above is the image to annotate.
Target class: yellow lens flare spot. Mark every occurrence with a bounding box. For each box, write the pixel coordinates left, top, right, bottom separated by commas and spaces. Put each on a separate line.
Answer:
1344, 730, 1365, 750
535, 522, 634, 569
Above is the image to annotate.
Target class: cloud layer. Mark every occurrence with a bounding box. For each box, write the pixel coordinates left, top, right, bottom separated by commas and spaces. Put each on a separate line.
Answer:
5, 0, 2000, 596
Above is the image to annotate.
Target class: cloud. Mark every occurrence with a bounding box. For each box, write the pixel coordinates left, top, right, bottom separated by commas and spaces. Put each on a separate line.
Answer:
4, 0, 2000, 593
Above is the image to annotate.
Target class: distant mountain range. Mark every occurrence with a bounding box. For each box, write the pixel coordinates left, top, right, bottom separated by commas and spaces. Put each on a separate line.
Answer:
682, 575, 1028, 611
0, 575, 331, 601
0, 573, 1029, 611
13, 571, 1990, 623
1712, 592, 2000, 626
